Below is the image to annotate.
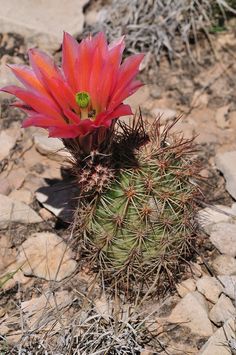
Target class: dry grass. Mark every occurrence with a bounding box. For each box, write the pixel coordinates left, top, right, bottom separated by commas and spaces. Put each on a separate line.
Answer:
84, 0, 236, 71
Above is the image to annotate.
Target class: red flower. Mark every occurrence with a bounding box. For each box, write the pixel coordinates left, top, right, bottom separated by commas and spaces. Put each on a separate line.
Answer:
1, 32, 144, 138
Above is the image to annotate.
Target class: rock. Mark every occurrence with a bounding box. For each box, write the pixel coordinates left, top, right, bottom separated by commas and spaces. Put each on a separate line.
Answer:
215, 151, 236, 199
0, 55, 23, 99
212, 255, 236, 276
0, 0, 89, 52
210, 223, 236, 257
36, 181, 80, 223
209, 294, 235, 326
0, 268, 30, 291
199, 317, 235, 355
188, 262, 203, 277
23, 173, 47, 193
151, 107, 176, 121
197, 205, 234, 233
21, 291, 72, 330
229, 110, 236, 129
0, 235, 16, 274
95, 294, 111, 321
215, 105, 230, 129
168, 291, 213, 336
0, 194, 42, 228
5, 167, 26, 190
196, 276, 223, 303
176, 278, 196, 297
38, 208, 53, 221
191, 91, 209, 108
34, 135, 71, 162
124, 85, 150, 111
0, 178, 11, 195
0, 131, 16, 161
218, 276, 236, 299
9, 189, 33, 205
17, 232, 77, 281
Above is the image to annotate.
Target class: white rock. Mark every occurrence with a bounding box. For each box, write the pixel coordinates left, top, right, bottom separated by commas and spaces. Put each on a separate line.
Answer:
210, 223, 236, 257
197, 205, 234, 233
215, 151, 236, 199
34, 135, 71, 162
212, 255, 236, 276
151, 108, 176, 121
0, 0, 89, 52
176, 278, 196, 297
17, 232, 77, 281
199, 317, 235, 355
209, 294, 235, 326
9, 189, 33, 205
0, 131, 16, 161
218, 275, 236, 300
0, 194, 42, 228
196, 276, 223, 303
21, 291, 72, 330
168, 291, 213, 336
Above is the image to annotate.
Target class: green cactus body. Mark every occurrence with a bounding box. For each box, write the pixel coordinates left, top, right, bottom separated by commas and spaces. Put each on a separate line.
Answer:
67, 116, 200, 295
74, 119, 199, 291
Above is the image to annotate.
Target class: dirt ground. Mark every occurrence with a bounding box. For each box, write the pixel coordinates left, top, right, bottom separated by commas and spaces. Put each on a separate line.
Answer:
1, 15, 236, 355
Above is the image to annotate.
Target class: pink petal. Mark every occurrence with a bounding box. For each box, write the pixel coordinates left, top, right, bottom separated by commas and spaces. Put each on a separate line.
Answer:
22, 114, 67, 128
62, 32, 79, 91
2, 85, 62, 120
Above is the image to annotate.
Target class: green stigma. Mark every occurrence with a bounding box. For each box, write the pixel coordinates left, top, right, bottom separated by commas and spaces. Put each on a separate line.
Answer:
75, 91, 90, 109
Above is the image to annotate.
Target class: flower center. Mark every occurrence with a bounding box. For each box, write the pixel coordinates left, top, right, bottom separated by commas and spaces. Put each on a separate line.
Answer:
75, 91, 90, 108
75, 91, 97, 120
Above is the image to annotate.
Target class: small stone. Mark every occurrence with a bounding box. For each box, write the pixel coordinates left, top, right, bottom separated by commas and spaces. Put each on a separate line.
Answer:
209, 294, 235, 326
199, 317, 235, 355
168, 291, 213, 336
218, 276, 236, 300
9, 189, 33, 205
0, 235, 16, 274
210, 223, 236, 257
21, 291, 72, 329
17, 232, 77, 281
0, 194, 42, 229
215, 105, 230, 129
215, 151, 236, 200
212, 255, 236, 276
95, 294, 111, 322
0, 324, 9, 336
151, 107, 176, 121
0, 178, 11, 195
34, 135, 71, 162
196, 276, 223, 303
39, 208, 53, 221
188, 262, 203, 277
191, 91, 209, 108
176, 278, 196, 297
0, 131, 16, 161
0, 267, 31, 291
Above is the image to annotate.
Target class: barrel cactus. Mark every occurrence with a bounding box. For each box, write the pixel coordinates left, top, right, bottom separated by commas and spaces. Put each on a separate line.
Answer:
71, 116, 200, 293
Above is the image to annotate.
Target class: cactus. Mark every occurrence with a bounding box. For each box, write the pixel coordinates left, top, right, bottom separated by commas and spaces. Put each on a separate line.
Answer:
71, 115, 200, 293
